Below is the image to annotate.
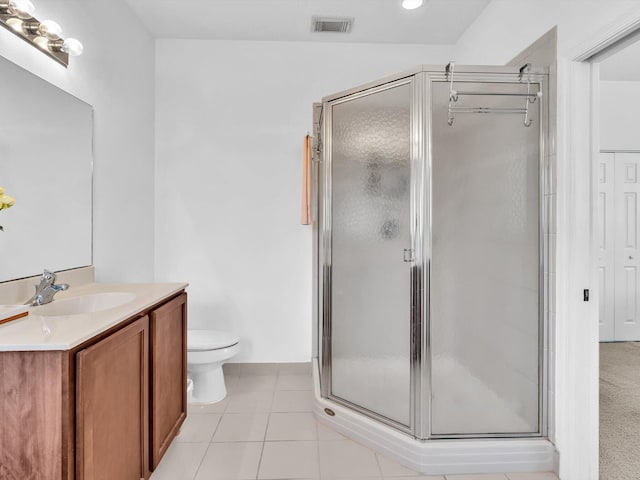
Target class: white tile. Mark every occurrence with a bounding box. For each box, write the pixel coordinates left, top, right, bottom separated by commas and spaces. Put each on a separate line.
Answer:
212, 412, 269, 442
225, 390, 274, 413
188, 397, 228, 414
272, 390, 313, 412
223, 363, 243, 376
175, 414, 221, 443
149, 442, 208, 480
266, 412, 318, 441
316, 422, 346, 441
236, 363, 280, 376
194, 442, 263, 480
319, 439, 381, 478
444, 474, 508, 480
506, 473, 559, 480
258, 441, 320, 479
224, 373, 240, 390
278, 362, 313, 375
386, 477, 445, 480
234, 374, 277, 392
276, 374, 313, 391
376, 453, 421, 476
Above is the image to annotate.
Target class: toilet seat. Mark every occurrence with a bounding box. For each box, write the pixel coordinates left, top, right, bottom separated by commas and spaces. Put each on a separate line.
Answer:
188, 329, 239, 351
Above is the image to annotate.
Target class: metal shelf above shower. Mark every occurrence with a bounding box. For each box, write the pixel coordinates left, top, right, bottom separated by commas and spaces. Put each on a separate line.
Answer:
445, 62, 542, 127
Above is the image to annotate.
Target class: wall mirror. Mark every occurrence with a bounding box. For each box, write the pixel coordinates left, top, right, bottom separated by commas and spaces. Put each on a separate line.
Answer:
0, 55, 92, 283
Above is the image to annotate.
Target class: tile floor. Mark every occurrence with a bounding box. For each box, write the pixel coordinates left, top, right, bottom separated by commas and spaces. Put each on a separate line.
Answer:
150, 363, 559, 480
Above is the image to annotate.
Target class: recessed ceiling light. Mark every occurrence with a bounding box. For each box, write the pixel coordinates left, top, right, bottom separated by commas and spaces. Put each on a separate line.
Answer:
402, 0, 423, 10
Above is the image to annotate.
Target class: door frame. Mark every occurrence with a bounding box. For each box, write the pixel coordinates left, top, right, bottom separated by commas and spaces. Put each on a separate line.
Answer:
556, 9, 640, 480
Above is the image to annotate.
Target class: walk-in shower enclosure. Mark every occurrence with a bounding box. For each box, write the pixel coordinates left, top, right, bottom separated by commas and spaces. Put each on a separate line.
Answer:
313, 64, 549, 450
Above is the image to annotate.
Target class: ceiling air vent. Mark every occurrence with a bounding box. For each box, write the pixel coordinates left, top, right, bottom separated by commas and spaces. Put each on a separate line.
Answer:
311, 16, 354, 34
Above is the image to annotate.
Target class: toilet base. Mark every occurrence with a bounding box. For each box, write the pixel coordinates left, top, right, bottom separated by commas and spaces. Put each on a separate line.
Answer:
188, 363, 227, 404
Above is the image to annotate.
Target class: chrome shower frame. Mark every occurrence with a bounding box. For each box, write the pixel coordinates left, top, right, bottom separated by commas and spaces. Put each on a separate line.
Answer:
313, 64, 550, 441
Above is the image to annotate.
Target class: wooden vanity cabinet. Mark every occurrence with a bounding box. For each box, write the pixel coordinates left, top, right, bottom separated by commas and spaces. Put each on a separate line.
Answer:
0, 350, 68, 479
75, 316, 150, 480
0, 290, 187, 480
149, 292, 187, 469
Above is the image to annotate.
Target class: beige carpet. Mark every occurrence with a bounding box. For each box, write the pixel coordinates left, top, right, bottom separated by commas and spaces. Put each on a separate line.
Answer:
600, 342, 640, 480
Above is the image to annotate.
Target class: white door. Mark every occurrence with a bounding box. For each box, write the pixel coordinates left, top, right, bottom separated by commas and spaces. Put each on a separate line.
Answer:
599, 152, 640, 341
614, 152, 640, 340
598, 152, 615, 341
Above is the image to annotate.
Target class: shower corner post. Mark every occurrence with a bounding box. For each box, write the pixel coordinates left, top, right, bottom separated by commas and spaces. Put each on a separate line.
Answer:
311, 101, 322, 375
410, 72, 430, 440
319, 99, 332, 400
539, 74, 551, 440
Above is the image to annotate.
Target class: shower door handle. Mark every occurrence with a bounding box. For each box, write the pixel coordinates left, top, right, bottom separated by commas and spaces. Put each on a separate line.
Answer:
403, 249, 415, 262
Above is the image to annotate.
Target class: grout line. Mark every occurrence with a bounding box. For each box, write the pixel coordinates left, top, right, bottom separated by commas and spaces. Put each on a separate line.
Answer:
210, 414, 222, 443
208, 413, 222, 443
191, 442, 213, 480
255, 410, 272, 480
264, 411, 272, 442
255, 441, 265, 480
373, 450, 384, 478
316, 436, 323, 479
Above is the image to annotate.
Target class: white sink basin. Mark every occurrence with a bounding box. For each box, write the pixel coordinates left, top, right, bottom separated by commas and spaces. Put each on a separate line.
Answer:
33, 292, 137, 317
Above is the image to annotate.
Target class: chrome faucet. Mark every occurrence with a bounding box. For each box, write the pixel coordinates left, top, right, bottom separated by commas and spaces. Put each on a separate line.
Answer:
25, 269, 70, 306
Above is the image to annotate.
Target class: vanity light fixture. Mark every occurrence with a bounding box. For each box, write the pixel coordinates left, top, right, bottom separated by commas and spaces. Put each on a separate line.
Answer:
0, 0, 83, 67
402, 0, 423, 10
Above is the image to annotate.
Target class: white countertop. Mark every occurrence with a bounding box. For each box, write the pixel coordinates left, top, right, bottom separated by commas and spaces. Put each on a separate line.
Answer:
0, 282, 188, 351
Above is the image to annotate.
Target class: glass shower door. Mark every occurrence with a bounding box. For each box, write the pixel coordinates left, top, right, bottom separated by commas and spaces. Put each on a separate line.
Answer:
326, 80, 413, 427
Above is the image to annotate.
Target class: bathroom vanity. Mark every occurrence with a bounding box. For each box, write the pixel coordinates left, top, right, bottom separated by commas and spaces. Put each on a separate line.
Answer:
0, 282, 188, 480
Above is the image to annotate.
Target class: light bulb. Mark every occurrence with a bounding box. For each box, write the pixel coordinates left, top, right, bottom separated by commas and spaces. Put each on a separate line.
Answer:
402, 0, 423, 10
5, 17, 23, 31
61, 38, 83, 56
38, 19, 63, 39
8, 0, 34, 19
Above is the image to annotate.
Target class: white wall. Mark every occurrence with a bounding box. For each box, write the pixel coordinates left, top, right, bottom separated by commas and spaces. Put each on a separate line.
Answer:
456, 0, 640, 64
0, 0, 156, 282
155, 39, 454, 362
601, 81, 640, 151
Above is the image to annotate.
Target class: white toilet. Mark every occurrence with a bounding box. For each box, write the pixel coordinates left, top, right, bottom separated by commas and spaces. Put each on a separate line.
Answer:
187, 330, 240, 404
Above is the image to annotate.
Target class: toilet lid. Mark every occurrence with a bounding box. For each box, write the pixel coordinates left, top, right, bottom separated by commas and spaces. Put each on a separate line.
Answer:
188, 330, 240, 351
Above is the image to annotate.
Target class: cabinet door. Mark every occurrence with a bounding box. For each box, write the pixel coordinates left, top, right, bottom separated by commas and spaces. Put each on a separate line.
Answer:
76, 316, 149, 480
150, 293, 187, 469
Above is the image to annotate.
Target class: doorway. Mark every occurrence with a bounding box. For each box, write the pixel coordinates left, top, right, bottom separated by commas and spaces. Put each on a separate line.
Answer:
592, 31, 640, 480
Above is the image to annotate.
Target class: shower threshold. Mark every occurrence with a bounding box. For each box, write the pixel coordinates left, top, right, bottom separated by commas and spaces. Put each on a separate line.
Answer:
312, 360, 557, 476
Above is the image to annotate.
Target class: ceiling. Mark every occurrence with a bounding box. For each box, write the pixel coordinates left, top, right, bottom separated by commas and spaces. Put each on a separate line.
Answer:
123, 0, 491, 44
600, 39, 640, 81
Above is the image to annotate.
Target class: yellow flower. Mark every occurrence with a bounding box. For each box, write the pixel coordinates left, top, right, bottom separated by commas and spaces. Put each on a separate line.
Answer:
0, 187, 14, 231
1, 195, 15, 209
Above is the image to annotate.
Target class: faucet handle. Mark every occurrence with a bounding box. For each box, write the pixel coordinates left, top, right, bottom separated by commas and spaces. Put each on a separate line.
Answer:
39, 269, 56, 287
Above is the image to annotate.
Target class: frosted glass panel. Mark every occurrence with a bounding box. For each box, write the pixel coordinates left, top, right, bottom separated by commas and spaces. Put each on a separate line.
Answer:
430, 81, 540, 435
330, 83, 412, 426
